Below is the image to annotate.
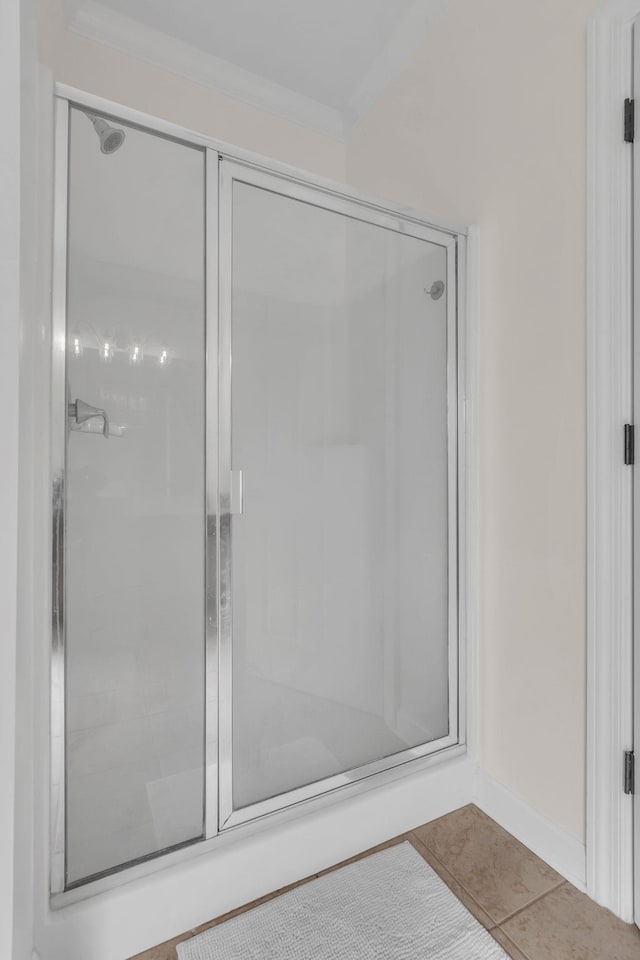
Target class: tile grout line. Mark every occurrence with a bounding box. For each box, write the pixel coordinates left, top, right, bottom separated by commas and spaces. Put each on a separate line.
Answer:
408, 828, 567, 932
497, 879, 567, 927
493, 926, 536, 960
407, 832, 498, 929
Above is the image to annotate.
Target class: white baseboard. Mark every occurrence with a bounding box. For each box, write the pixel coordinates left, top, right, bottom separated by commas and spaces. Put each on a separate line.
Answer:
474, 771, 586, 891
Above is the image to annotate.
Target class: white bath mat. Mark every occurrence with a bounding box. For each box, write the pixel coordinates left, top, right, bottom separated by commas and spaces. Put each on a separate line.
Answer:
176, 841, 509, 960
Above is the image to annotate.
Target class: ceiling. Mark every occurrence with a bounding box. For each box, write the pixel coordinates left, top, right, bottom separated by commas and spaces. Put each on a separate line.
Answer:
64, 0, 447, 139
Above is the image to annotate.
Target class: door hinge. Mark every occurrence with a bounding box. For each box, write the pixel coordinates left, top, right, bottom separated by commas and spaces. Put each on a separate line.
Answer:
624, 751, 635, 794
625, 98, 635, 142
624, 424, 635, 464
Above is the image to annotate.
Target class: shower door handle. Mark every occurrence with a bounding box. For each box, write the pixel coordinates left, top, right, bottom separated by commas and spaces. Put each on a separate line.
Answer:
68, 398, 110, 438
230, 469, 243, 515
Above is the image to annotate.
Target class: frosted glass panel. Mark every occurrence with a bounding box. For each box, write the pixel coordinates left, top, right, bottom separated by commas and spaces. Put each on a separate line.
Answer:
64, 109, 206, 884
230, 181, 451, 811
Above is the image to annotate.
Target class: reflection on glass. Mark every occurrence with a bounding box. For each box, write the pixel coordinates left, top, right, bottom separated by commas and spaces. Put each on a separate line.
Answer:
129, 343, 143, 367
70, 334, 83, 358
99, 338, 114, 363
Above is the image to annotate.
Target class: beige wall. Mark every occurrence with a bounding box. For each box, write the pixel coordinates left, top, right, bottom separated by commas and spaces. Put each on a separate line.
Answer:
38, 0, 345, 182
346, 0, 602, 841
38, 0, 600, 844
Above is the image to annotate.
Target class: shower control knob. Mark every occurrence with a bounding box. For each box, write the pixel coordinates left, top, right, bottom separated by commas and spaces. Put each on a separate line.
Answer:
68, 398, 110, 438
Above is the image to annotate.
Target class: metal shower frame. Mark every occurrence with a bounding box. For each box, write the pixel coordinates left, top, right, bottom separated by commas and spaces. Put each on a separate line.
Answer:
50, 86, 470, 903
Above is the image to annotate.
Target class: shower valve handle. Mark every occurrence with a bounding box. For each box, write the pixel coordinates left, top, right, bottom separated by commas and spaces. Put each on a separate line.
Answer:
68, 398, 110, 438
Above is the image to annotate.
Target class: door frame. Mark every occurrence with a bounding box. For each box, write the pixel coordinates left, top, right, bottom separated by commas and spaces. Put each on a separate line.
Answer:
586, 0, 640, 924
49, 83, 475, 905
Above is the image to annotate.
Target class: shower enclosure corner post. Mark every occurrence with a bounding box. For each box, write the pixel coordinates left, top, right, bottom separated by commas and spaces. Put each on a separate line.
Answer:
204, 148, 220, 840
446, 232, 461, 748
452, 233, 470, 754
216, 155, 234, 831
50, 94, 70, 897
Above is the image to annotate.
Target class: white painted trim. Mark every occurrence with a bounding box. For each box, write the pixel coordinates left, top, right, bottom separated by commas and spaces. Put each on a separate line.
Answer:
0, 0, 22, 955
67, 1, 346, 140
475, 772, 586, 892
586, 0, 637, 923
459, 226, 479, 763
631, 21, 640, 927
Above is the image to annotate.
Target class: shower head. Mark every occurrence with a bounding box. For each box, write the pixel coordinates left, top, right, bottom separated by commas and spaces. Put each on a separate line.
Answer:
84, 112, 126, 154
426, 280, 445, 301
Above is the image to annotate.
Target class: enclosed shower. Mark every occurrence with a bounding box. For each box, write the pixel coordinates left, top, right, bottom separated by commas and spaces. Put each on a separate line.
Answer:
51, 96, 465, 893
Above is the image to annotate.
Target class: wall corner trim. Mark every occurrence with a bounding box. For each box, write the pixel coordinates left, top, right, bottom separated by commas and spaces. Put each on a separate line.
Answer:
458, 224, 480, 764
475, 772, 587, 892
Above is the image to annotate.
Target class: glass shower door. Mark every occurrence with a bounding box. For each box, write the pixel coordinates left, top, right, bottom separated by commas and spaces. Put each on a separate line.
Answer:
218, 161, 459, 828
60, 106, 207, 886
51, 95, 466, 894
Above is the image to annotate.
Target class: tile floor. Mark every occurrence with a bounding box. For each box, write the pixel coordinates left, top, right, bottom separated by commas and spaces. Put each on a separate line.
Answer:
129, 803, 640, 960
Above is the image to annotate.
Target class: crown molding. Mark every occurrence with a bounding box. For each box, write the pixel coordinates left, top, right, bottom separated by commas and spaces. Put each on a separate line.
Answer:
65, 0, 447, 142
345, 0, 448, 131
66, 0, 347, 141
